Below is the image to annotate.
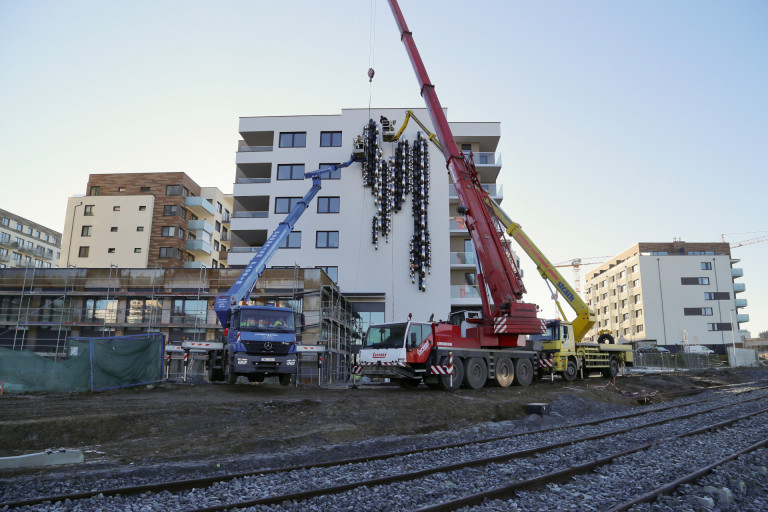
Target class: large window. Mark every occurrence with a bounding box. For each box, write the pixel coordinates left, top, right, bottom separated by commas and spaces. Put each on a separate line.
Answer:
170, 299, 206, 324
320, 131, 342, 147
81, 226, 92, 237
316, 231, 339, 248
279, 132, 306, 148
166, 185, 189, 196
684, 307, 714, 316
319, 163, 342, 179
159, 247, 183, 259
275, 197, 302, 214
277, 164, 305, 180
84, 299, 118, 323
316, 266, 338, 282
681, 277, 710, 285
126, 298, 163, 324
161, 226, 185, 238
279, 231, 301, 248
163, 205, 187, 218
84, 205, 94, 216
317, 197, 340, 213
78, 246, 89, 257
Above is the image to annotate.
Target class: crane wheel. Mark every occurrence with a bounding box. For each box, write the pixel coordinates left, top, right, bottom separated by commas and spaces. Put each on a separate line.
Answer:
279, 373, 292, 386
494, 357, 515, 387
513, 358, 534, 387
438, 356, 463, 392
224, 353, 237, 385
562, 358, 578, 381
463, 357, 488, 390
597, 333, 615, 344
602, 356, 619, 378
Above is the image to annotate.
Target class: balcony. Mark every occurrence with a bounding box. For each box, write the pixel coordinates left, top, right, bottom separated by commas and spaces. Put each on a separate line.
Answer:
734, 298, 748, 308
232, 211, 269, 219
450, 251, 476, 266
731, 268, 744, 278
220, 232, 230, 242
187, 219, 213, 235
449, 183, 503, 201
238, 146, 273, 152
733, 282, 746, 293
449, 217, 468, 232
185, 196, 215, 217
451, 285, 481, 299
219, 250, 228, 261
222, 214, 231, 224
0, 253, 9, 262
737, 314, 749, 323
186, 239, 211, 255
461, 151, 502, 181
183, 261, 207, 269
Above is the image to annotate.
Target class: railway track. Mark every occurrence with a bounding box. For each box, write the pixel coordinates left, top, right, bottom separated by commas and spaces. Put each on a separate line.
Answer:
4, 382, 768, 511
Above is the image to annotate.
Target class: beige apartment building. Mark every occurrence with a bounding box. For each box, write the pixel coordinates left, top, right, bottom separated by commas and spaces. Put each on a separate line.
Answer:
60, 173, 233, 269
0, 208, 62, 269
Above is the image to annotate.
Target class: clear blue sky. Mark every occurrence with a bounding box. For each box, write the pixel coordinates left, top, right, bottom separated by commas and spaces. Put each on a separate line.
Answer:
1, 1, 766, 337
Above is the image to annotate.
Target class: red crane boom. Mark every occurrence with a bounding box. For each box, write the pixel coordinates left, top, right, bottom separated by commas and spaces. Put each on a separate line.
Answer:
387, 0, 543, 336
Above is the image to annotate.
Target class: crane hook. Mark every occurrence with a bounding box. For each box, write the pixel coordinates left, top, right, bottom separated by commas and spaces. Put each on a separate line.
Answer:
368, 67, 375, 82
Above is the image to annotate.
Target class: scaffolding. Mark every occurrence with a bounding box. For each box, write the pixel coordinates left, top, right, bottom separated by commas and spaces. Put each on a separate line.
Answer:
0, 266, 362, 382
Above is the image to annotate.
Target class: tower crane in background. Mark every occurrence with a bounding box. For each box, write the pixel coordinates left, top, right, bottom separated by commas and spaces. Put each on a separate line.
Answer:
554, 256, 611, 293
720, 232, 768, 249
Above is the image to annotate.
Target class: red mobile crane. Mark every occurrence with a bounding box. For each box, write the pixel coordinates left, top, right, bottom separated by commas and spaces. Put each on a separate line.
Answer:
355, 0, 633, 390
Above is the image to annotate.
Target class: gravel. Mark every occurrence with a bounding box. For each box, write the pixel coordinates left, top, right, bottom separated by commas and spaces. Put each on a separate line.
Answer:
4, 386, 768, 511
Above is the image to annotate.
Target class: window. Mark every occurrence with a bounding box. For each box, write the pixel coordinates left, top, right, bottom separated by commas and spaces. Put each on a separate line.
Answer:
110, 227, 118, 232
631, 264, 638, 273
279, 231, 301, 248
81, 226, 92, 237
89, 186, 100, 196
684, 307, 714, 316
317, 197, 340, 213
279, 132, 306, 148
15, 222, 23, 231
217, 201, 223, 213
319, 163, 342, 179
134, 248, 141, 253
316, 266, 338, 282
159, 247, 182, 259
320, 131, 342, 147
316, 231, 339, 248
634, 294, 641, 303
170, 299, 207, 324
117, 187, 126, 192
277, 164, 305, 180
161, 226, 185, 238
108, 248, 115, 253
84, 205, 94, 216
1, 218, 7, 226
632, 279, 640, 287
621, 299, 627, 308
163, 205, 187, 218
635, 309, 643, 318
622, 313, 629, 321
139, 206, 146, 211
708, 323, 732, 332
689, 251, 715, 255
12, 253, 21, 261
275, 197, 302, 213
636, 325, 644, 333
0, 233, 8, 243
166, 185, 189, 196
78, 246, 90, 257
44, 262, 51, 268
113, 206, 120, 211
681, 277, 710, 285
213, 240, 220, 251
34, 230, 41, 238
137, 226, 144, 232
215, 221, 221, 232
140, 187, 151, 192
701, 262, 712, 270
704, 292, 729, 300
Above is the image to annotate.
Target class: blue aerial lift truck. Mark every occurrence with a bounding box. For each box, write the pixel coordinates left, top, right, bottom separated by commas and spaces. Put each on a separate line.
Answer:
208, 156, 356, 385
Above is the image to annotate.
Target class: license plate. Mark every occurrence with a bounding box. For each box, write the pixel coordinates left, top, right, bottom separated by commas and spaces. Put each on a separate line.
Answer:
261, 357, 275, 362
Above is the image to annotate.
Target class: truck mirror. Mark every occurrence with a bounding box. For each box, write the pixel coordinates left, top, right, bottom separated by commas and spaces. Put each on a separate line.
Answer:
410, 332, 418, 348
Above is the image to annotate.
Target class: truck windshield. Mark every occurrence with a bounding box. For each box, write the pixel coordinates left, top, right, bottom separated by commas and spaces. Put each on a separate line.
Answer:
238, 309, 294, 333
364, 323, 407, 349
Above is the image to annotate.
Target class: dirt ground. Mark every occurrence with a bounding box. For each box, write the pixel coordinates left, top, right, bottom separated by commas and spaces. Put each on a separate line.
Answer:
2, 367, 767, 467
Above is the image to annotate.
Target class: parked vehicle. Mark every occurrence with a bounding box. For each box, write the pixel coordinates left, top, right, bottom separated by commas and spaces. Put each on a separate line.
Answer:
684, 345, 714, 355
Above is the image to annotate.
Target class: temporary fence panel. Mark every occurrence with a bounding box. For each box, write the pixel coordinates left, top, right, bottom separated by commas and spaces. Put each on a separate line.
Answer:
0, 333, 164, 393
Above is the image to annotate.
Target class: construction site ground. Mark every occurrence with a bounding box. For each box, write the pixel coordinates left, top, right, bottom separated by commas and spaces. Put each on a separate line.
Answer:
2, 366, 767, 471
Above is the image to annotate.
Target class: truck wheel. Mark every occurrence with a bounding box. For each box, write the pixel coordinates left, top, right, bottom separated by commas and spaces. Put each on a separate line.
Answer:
224, 354, 237, 385
562, 358, 578, 381
597, 333, 615, 344
602, 356, 619, 378
208, 359, 223, 383
462, 357, 487, 390
279, 373, 292, 386
513, 358, 534, 387
399, 378, 421, 389
494, 357, 514, 388
439, 356, 463, 392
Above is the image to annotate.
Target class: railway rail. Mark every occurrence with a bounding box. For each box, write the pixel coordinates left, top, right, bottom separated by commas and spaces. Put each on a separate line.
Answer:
4, 382, 768, 511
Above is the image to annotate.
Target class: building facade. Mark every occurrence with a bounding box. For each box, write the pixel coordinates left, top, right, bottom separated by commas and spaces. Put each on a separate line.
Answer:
59, 173, 232, 269
584, 241, 749, 351
0, 208, 61, 270
231, 108, 504, 331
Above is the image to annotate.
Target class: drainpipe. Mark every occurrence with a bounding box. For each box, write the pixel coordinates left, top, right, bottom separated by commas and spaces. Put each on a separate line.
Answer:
66, 202, 83, 268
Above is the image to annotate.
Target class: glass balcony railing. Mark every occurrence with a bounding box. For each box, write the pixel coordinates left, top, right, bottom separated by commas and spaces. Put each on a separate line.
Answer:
186, 239, 211, 254
232, 211, 269, 218
238, 146, 273, 152
451, 285, 481, 299
187, 219, 213, 234
449, 217, 468, 231
449, 183, 503, 198
230, 247, 261, 253
185, 196, 215, 216
734, 298, 748, 308
731, 268, 744, 278
462, 151, 501, 166
235, 178, 271, 184
733, 282, 746, 293
737, 314, 750, 323
450, 251, 476, 265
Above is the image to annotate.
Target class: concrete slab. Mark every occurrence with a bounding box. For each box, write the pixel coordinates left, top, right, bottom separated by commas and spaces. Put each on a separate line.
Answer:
0, 449, 84, 469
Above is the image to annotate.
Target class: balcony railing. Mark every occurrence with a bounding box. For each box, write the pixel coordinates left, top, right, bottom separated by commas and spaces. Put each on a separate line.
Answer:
449, 183, 503, 198
220, 232, 230, 241
230, 247, 261, 253
0, 253, 9, 262
731, 268, 744, 278
235, 178, 271, 184
185, 196, 215, 216
449, 217, 468, 231
734, 298, 748, 308
462, 152, 502, 166
450, 251, 476, 265
737, 313, 750, 323
733, 282, 746, 293
238, 146, 273, 152
186, 239, 212, 254
187, 219, 214, 234
451, 285, 480, 299
232, 211, 269, 218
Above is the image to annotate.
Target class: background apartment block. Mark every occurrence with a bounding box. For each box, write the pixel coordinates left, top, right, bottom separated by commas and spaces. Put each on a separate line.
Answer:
584, 241, 749, 351
0, 208, 61, 269
231, 108, 505, 331
60, 173, 232, 269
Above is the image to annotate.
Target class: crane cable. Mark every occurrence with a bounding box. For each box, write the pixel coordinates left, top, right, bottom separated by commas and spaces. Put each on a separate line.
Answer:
367, 0, 377, 118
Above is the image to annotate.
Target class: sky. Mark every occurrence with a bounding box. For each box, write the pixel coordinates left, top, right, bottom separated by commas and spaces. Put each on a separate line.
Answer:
1, 0, 766, 337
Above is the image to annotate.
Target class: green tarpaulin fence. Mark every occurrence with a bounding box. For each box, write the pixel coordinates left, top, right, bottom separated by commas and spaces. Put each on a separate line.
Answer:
0, 333, 164, 393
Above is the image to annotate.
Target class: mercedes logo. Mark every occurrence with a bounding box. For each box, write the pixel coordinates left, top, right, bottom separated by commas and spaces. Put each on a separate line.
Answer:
264, 342, 272, 350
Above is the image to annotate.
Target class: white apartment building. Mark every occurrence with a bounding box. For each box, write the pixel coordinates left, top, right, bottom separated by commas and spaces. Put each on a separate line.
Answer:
584, 241, 750, 352
230, 108, 504, 331
0, 208, 61, 269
